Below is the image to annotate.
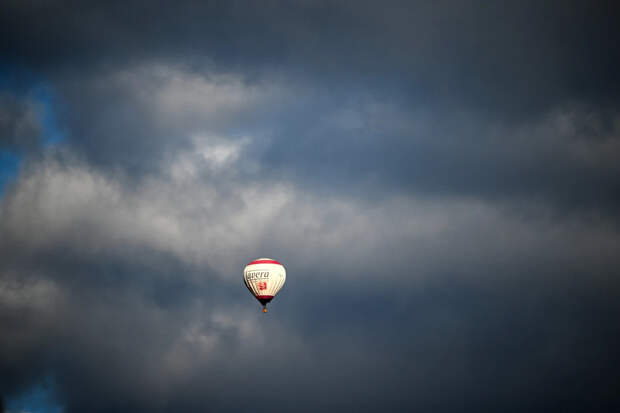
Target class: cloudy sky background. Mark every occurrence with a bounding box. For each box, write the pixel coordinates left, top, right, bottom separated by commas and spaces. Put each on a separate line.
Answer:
1, 1, 620, 412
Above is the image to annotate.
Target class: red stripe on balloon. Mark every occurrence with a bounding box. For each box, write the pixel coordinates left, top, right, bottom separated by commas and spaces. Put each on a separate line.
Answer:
247, 259, 282, 266
256, 295, 274, 299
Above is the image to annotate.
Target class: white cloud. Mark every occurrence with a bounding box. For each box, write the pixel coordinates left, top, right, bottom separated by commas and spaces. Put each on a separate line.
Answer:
2, 138, 618, 290
100, 63, 290, 133
0, 274, 59, 311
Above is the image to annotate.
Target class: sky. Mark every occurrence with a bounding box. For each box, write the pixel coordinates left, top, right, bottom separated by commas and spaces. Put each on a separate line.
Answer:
1, 1, 620, 412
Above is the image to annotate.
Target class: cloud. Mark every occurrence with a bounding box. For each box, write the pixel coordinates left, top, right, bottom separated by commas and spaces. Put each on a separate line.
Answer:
2, 136, 620, 411
3, 1, 619, 112
5, 141, 617, 282
2, 1, 620, 412
8, 61, 614, 217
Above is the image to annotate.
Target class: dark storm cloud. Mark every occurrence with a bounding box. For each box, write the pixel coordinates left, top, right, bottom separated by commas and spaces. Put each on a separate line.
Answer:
2, 1, 620, 413
2, 0, 619, 109
256, 96, 620, 209
3, 0, 620, 208
2, 151, 619, 412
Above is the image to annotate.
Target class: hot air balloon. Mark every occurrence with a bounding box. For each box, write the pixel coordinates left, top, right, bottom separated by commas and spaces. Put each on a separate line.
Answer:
243, 258, 286, 313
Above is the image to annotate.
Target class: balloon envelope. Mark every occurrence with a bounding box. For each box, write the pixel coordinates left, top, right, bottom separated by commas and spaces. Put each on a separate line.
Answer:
243, 258, 286, 312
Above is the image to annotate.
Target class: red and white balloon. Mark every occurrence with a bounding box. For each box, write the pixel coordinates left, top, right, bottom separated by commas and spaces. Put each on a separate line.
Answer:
243, 258, 286, 313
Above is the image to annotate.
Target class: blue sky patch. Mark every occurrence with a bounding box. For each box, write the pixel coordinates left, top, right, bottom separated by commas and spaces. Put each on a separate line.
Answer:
31, 84, 65, 145
5, 377, 63, 413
